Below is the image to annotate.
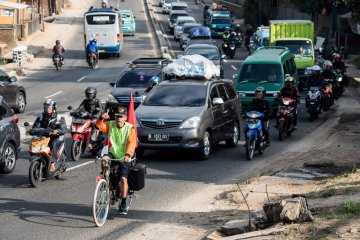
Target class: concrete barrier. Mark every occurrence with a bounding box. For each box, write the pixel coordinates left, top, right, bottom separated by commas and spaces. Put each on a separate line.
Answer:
144, 0, 172, 59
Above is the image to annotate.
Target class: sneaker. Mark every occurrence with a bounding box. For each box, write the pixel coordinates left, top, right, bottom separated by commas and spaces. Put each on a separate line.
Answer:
118, 202, 129, 215
50, 163, 56, 173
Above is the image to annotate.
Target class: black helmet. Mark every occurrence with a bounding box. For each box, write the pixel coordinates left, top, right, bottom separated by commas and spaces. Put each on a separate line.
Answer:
85, 87, 97, 100
92, 39, 97, 43
255, 87, 266, 99
43, 98, 57, 112
56, 40, 60, 44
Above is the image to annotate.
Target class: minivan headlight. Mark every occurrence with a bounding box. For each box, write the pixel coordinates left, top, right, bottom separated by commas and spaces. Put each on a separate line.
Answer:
238, 92, 246, 97
179, 116, 200, 129
106, 94, 118, 103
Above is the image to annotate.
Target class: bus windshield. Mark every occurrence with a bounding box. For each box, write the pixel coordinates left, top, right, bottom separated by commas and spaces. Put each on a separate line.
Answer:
86, 14, 116, 25
275, 40, 313, 56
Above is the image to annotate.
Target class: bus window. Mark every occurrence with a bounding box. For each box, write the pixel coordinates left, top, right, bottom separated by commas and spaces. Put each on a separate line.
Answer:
86, 15, 116, 25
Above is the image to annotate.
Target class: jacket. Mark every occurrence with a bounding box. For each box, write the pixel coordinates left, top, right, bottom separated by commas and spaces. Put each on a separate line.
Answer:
86, 42, 99, 53
247, 99, 270, 120
76, 98, 102, 118
279, 86, 300, 104
53, 44, 65, 55
30, 112, 67, 138
96, 119, 137, 158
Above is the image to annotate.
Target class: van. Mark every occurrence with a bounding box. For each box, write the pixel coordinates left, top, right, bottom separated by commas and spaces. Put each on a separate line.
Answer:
170, 2, 189, 12
234, 46, 298, 114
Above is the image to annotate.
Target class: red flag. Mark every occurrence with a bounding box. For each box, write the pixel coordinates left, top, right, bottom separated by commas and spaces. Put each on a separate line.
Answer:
128, 93, 138, 147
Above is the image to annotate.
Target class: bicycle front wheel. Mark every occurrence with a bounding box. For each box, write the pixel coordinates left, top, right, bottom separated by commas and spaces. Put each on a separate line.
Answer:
93, 179, 110, 227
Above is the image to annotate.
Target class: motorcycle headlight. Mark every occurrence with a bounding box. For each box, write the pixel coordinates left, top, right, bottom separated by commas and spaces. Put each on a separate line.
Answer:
106, 94, 118, 103
224, 44, 228, 48
179, 116, 200, 129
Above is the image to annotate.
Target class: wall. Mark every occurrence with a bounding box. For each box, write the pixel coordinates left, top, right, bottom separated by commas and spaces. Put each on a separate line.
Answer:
0, 28, 16, 43
0, 0, 17, 25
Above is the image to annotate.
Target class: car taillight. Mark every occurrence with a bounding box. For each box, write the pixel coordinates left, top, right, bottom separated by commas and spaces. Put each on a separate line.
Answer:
84, 34, 86, 47
117, 33, 120, 43
13, 115, 19, 124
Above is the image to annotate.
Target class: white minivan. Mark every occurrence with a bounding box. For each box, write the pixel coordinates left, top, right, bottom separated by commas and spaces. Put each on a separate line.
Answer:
173, 16, 196, 40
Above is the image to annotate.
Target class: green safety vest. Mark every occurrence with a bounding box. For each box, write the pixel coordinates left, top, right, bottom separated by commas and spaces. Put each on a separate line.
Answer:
109, 121, 133, 160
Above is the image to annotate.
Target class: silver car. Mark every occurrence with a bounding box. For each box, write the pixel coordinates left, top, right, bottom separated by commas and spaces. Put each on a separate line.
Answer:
173, 16, 196, 40
162, 0, 178, 14
136, 79, 241, 160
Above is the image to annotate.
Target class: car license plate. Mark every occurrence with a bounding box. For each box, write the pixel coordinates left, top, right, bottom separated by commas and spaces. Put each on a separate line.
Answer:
98, 50, 105, 53
148, 133, 169, 141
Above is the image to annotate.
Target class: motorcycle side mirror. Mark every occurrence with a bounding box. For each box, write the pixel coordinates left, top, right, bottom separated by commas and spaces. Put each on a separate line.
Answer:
68, 106, 73, 110
109, 83, 115, 87
24, 122, 29, 127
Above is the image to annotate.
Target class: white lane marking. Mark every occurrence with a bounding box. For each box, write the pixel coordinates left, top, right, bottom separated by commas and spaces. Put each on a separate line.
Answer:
223, 59, 228, 63
67, 161, 94, 172
77, 76, 87, 83
44, 91, 62, 98
231, 65, 237, 70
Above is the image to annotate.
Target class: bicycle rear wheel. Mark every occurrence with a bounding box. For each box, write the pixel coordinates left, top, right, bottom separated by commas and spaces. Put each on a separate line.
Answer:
93, 179, 110, 227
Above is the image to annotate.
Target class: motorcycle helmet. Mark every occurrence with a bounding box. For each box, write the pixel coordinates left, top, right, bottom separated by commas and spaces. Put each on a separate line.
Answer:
149, 76, 160, 86
43, 98, 57, 113
312, 65, 321, 72
284, 74, 294, 87
333, 53, 341, 61
323, 60, 333, 71
56, 40, 60, 45
255, 86, 266, 100
224, 28, 230, 35
92, 39, 97, 43
85, 87, 97, 100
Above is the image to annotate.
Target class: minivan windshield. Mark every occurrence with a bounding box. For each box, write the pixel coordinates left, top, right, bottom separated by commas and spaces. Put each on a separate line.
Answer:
144, 85, 207, 107
116, 69, 161, 88
212, 17, 231, 24
275, 40, 313, 56
170, 13, 188, 23
239, 64, 283, 83
172, 6, 187, 11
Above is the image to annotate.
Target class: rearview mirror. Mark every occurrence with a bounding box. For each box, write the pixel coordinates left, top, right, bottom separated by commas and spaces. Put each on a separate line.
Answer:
212, 97, 224, 106
109, 83, 115, 87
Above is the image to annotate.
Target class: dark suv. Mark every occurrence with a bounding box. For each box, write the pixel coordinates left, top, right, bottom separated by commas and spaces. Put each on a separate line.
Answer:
106, 58, 171, 117
0, 69, 26, 113
136, 78, 242, 160
0, 96, 20, 173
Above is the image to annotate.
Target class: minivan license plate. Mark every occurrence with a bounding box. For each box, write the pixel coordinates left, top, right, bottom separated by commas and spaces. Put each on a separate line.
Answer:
148, 134, 169, 141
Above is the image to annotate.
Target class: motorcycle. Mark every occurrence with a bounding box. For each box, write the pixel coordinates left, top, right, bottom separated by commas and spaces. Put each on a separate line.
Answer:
53, 54, 63, 70
68, 106, 105, 161
335, 66, 348, 94
24, 122, 68, 188
233, 31, 243, 48
87, 53, 98, 69
243, 111, 268, 160
222, 40, 236, 59
323, 78, 335, 111
277, 98, 297, 141
306, 87, 323, 122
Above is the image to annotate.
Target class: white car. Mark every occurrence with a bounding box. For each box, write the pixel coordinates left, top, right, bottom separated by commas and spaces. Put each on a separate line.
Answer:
162, 0, 179, 14
173, 16, 196, 40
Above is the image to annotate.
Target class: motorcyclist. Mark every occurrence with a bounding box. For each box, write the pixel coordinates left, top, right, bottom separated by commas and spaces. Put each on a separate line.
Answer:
246, 87, 270, 145
307, 65, 325, 111
52, 40, 65, 64
222, 28, 231, 42
332, 53, 348, 88
75, 87, 103, 149
234, 24, 242, 34
244, 26, 253, 56
276, 75, 300, 130
30, 99, 67, 173
144, 76, 160, 95
86, 39, 99, 63
96, 106, 137, 215
321, 60, 340, 99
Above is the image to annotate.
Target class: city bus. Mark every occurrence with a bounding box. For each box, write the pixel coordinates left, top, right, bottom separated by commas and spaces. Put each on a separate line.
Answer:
84, 7, 123, 57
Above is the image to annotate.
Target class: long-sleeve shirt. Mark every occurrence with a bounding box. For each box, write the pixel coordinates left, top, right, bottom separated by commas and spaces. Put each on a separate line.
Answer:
96, 119, 136, 158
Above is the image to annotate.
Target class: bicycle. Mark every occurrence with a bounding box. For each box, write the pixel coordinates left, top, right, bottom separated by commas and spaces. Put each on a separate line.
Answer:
92, 156, 136, 227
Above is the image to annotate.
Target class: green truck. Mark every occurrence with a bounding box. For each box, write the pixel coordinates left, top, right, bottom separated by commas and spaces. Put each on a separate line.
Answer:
269, 20, 315, 90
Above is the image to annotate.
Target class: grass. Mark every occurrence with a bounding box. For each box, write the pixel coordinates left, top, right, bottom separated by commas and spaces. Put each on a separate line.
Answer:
338, 200, 360, 218
0, 58, 7, 66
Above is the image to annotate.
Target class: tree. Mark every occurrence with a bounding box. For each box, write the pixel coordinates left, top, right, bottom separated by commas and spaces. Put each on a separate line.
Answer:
348, 0, 360, 22
290, 0, 329, 15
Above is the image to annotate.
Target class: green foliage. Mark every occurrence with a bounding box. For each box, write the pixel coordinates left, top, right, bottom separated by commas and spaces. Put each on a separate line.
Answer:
339, 201, 360, 217
243, 0, 260, 28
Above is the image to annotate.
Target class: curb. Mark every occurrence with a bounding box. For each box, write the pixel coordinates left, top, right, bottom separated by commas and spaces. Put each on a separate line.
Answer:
144, 0, 172, 59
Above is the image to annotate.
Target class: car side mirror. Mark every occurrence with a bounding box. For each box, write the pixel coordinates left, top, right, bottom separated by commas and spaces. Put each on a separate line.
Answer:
232, 74, 238, 79
109, 83, 115, 87
68, 106, 73, 110
212, 97, 224, 106
10, 76, 17, 82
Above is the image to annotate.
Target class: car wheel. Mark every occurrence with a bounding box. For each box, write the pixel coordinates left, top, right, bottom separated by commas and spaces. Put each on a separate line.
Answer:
14, 91, 26, 113
226, 123, 239, 148
198, 131, 212, 160
0, 142, 17, 174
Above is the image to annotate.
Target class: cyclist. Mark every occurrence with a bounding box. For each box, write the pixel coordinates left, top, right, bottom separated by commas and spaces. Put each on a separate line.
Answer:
96, 106, 136, 215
